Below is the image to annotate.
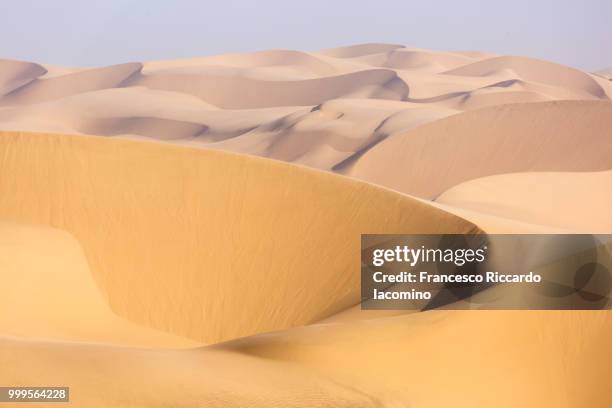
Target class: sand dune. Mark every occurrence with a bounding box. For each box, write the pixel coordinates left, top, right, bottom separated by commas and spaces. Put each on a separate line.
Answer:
1, 335, 396, 408
214, 99, 458, 170
436, 170, 612, 232
1, 44, 611, 407
129, 68, 409, 109
319, 43, 406, 58
595, 67, 612, 80
1, 45, 609, 156
384, 48, 478, 71
218, 310, 611, 408
2, 310, 609, 407
0, 59, 47, 96
0, 62, 142, 106
0, 87, 307, 141
0, 221, 199, 348
443, 56, 607, 99
0, 130, 478, 344
347, 100, 612, 198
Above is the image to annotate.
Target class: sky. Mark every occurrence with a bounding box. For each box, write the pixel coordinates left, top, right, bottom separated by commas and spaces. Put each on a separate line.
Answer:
0, 0, 609, 70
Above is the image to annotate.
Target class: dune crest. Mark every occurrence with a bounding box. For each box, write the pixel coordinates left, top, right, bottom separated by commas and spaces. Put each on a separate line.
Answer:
0, 59, 47, 96
347, 100, 612, 198
436, 170, 612, 232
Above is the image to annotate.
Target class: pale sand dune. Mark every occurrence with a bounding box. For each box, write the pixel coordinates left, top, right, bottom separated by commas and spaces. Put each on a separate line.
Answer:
0, 62, 142, 106
443, 55, 607, 99
595, 67, 612, 79
431, 203, 579, 234
129, 68, 409, 109
0, 130, 478, 344
383, 48, 478, 71
0, 221, 199, 348
0, 87, 310, 142
0, 59, 47, 95
436, 171, 612, 232
319, 43, 406, 58
0, 46, 609, 162
213, 99, 458, 170
143, 49, 339, 76
348, 100, 612, 198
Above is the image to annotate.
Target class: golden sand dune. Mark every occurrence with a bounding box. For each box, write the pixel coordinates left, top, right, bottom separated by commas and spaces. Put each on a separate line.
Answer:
1, 336, 394, 408
222, 310, 612, 408
2, 311, 609, 407
0, 131, 477, 344
348, 100, 612, 198
0, 221, 199, 348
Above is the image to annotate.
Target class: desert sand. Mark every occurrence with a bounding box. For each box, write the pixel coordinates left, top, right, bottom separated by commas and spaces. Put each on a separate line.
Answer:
0, 44, 611, 407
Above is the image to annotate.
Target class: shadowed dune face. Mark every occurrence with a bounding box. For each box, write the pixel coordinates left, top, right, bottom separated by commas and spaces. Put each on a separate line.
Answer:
0, 59, 47, 96
129, 68, 410, 109
0, 62, 143, 106
0, 131, 478, 344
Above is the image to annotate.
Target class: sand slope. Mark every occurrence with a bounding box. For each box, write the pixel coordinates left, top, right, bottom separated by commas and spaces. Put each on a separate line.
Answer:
0, 63, 142, 106
436, 171, 612, 232
0, 130, 477, 344
443, 56, 607, 98
0, 59, 47, 96
2, 310, 609, 408
347, 100, 612, 198
218, 310, 612, 408
0, 221, 199, 348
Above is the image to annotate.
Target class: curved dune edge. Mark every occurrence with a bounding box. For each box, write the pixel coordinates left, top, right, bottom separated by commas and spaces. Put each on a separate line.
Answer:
436, 170, 612, 233
0, 220, 200, 348
0, 130, 479, 344
442, 55, 607, 98
347, 100, 612, 198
